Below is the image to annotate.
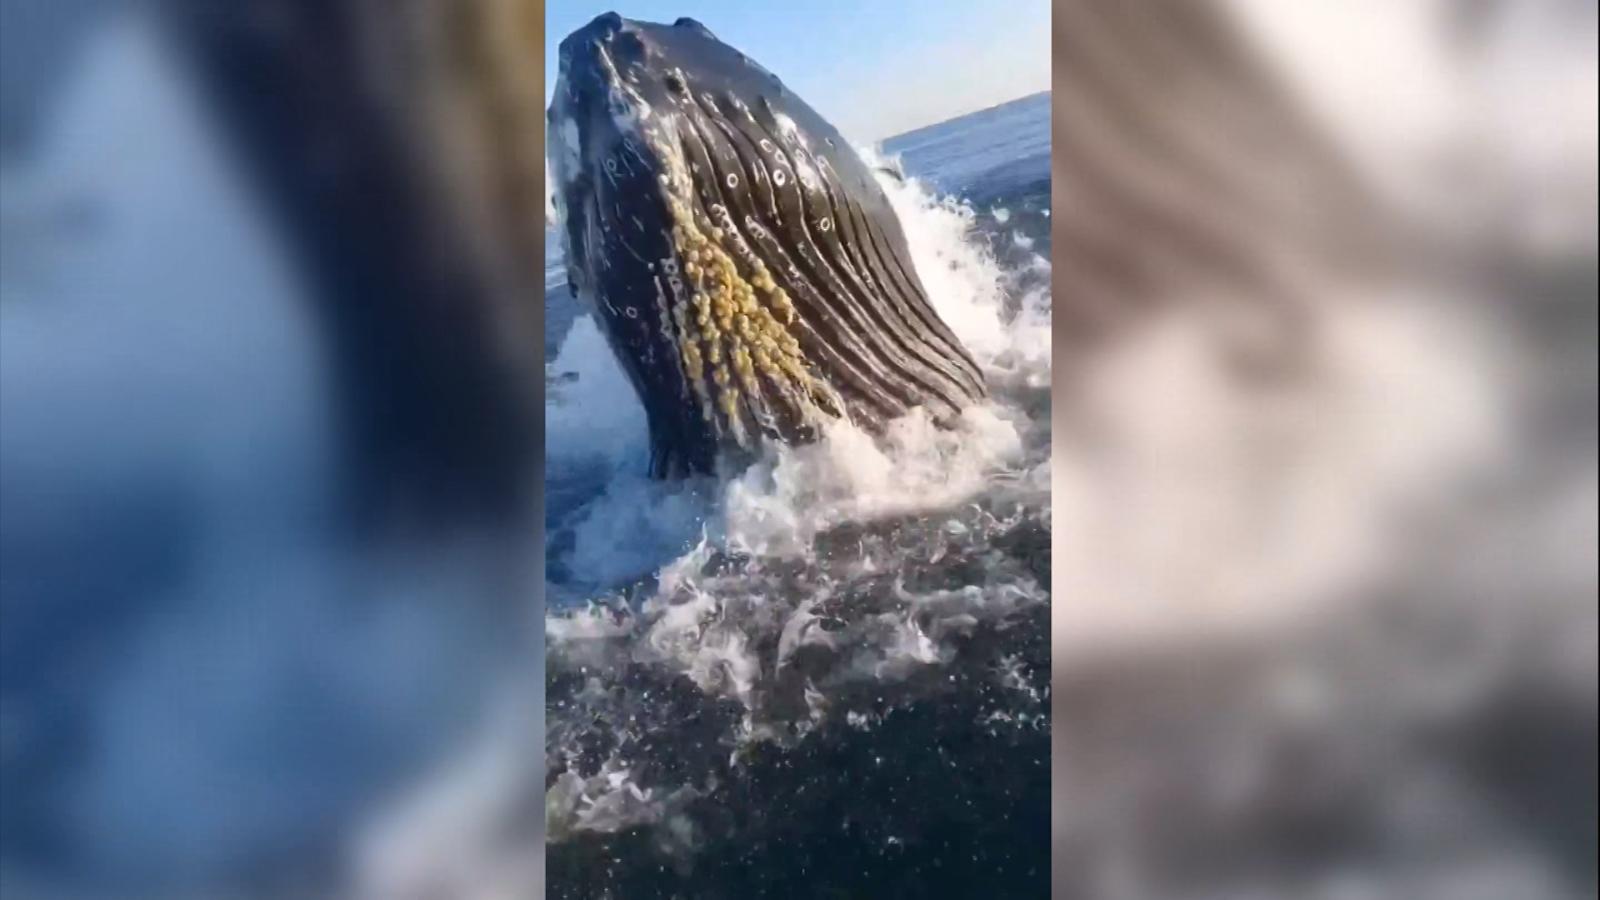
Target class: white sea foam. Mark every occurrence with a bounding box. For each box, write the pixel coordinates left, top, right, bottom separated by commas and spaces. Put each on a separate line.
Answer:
866, 143, 1053, 389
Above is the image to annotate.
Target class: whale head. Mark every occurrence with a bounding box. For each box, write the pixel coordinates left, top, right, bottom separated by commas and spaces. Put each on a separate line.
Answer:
549, 13, 986, 477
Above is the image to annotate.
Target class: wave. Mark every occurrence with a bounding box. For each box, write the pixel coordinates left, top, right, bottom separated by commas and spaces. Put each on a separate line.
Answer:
540, 146, 1054, 854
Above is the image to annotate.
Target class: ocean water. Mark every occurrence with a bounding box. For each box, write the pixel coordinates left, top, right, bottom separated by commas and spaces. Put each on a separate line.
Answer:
544, 91, 1054, 897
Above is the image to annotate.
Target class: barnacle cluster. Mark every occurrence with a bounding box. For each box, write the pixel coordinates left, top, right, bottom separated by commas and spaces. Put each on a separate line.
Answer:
655, 168, 835, 446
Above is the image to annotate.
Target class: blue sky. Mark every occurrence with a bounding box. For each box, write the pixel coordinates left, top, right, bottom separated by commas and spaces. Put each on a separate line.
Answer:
545, 1, 1050, 142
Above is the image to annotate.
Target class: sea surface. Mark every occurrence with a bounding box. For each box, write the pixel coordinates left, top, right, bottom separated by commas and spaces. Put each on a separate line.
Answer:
543, 91, 1054, 897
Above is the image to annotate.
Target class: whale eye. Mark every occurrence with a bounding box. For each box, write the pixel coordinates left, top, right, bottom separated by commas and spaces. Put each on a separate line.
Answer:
663, 70, 687, 95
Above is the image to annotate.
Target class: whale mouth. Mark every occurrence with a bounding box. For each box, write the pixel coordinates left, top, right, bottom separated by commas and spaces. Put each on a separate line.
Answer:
550, 14, 987, 477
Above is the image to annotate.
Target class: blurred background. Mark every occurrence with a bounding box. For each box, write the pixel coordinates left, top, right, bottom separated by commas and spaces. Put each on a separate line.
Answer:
1049, 1, 1596, 898
2, 0, 547, 897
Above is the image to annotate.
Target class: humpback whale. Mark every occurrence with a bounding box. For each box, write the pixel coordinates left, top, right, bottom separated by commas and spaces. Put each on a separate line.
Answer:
549, 13, 987, 477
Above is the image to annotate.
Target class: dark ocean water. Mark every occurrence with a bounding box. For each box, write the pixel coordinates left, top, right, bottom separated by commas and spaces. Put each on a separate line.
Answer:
544, 92, 1053, 898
